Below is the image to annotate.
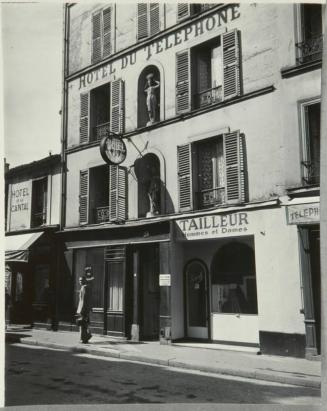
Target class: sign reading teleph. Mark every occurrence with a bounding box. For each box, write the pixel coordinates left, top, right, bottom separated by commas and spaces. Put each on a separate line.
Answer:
176, 212, 249, 240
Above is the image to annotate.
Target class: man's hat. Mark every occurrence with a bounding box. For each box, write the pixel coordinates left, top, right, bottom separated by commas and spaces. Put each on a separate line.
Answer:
84, 266, 94, 282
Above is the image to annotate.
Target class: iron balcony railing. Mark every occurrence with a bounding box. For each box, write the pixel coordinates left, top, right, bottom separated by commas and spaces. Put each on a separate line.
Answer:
296, 35, 323, 64
96, 206, 109, 223
194, 86, 223, 109
301, 161, 320, 185
197, 187, 225, 209
31, 211, 46, 227
94, 122, 110, 141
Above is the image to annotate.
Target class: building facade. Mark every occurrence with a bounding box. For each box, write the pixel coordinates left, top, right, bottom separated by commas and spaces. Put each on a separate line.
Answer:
5, 155, 61, 328
59, 3, 322, 357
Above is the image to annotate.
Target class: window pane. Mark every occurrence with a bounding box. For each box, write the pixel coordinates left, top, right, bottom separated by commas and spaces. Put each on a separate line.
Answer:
211, 241, 258, 314
307, 103, 320, 184
108, 262, 123, 311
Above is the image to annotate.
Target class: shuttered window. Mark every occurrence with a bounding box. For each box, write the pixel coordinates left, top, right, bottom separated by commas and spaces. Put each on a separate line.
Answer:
92, 12, 102, 63
110, 79, 125, 134
177, 4, 191, 20
223, 130, 244, 204
109, 165, 127, 222
79, 170, 89, 225
176, 29, 241, 113
80, 93, 89, 144
177, 144, 193, 211
91, 7, 113, 63
222, 29, 240, 100
176, 50, 191, 114
137, 3, 160, 40
177, 132, 245, 211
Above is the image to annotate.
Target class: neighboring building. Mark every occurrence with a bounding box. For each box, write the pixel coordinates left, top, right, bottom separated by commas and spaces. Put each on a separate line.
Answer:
59, 3, 322, 357
5, 154, 61, 328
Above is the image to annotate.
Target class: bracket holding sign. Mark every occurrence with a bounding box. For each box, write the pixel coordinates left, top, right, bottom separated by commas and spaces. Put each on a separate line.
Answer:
100, 132, 127, 165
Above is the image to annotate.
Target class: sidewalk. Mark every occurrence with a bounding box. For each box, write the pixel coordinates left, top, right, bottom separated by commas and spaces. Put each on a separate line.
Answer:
6, 327, 321, 389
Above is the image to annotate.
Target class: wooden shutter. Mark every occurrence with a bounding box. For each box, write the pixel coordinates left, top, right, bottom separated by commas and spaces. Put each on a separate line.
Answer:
222, 29, 241, 100
109, 165, 127, 222
137, 3, 148, 40
79, 170, 89, 224
176, 50, 191, 114
223, 130, 244, 204
103, 7, 112, 58
92, 12, 102, 63
177, 143, 193, 211
149, 3, 160, 36
110, 79, 125, 134
177, 3, 191, 20
80, 93, 89, 144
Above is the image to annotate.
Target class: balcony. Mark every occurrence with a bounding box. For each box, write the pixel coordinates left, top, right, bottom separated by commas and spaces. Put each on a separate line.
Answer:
93, 122, 110, 141
31, 211, 46, 228
296, 35, 323, 65
302, 161, 320, 185
194, 86, 222, 109
197, 187, 225, 209
95, 206, 109, 223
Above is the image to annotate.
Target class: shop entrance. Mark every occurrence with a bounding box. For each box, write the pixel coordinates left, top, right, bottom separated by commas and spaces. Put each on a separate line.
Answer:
139, 244, 160, 340
299, 226, 321, 356
185, 260, 209, 339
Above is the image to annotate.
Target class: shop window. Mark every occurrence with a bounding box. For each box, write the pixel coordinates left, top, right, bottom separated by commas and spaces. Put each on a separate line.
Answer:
177, 131, 245, 212
137, 3, 160, 41
300, 100, 320, 185
296, 4, 323, 65
177, 3, 215, 21
108, 260, 123, 311
91, 7, 114, 63
134, 153, 161, 217
79, 165, 127, 225
74, 248, 105, 310
79, 79, 124, 145
176, 30, 241, 114
31, 177, 47, 228
138, 66, 161, 128
211, 241, 258, 314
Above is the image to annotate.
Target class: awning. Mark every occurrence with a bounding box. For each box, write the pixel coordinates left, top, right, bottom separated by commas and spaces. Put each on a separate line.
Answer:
5, 232, 44, 263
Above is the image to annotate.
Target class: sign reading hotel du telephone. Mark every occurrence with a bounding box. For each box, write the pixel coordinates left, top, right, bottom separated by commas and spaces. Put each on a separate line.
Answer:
176, 212, 249, 240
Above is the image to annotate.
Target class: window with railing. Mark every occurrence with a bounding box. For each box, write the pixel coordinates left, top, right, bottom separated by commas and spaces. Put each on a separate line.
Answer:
192, 39, 223, 110
31, 177, 47, 228
90, 83, 110, 142
296, 4, 322, 65
301, 101, 320, 186
89, 165, 109, 224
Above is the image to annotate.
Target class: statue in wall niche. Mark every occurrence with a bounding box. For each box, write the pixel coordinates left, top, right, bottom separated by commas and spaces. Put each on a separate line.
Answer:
144, 73, 160, 126
146, 174, 160, 217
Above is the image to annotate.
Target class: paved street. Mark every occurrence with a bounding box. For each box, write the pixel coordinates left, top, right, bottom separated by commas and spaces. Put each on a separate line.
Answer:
5, 343, 321, 406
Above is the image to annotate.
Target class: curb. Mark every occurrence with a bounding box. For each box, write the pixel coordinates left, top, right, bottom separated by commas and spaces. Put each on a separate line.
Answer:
10, 338, 321, 389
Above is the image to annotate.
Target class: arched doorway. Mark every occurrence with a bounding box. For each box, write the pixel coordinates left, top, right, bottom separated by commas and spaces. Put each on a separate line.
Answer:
138, 65, 161, 128
184, 259, 209, 339
134, 153, 161, 218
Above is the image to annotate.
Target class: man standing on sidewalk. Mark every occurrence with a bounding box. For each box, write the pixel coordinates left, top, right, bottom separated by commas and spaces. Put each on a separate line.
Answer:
76, 267, 94, 344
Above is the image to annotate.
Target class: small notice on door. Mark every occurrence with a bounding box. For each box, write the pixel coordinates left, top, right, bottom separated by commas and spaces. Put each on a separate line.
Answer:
159, 274, 171, 287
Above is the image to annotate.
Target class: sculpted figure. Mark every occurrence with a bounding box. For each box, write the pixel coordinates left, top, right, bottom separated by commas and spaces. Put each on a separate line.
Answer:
144, 73, 160, 125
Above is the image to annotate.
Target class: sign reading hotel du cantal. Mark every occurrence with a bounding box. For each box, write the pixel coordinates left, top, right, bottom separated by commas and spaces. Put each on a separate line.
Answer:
176, 212, 250, 240
8, 181, 32, 231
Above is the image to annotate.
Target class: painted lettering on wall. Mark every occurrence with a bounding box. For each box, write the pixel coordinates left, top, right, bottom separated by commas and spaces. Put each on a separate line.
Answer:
8, 181, 32, 231
286, 203, 320, 225
176, 212, 249, 240
79, 4, 240, 89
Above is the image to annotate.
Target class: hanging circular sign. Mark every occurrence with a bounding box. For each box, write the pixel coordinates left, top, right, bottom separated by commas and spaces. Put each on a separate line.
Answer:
100, 134, 127, 165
